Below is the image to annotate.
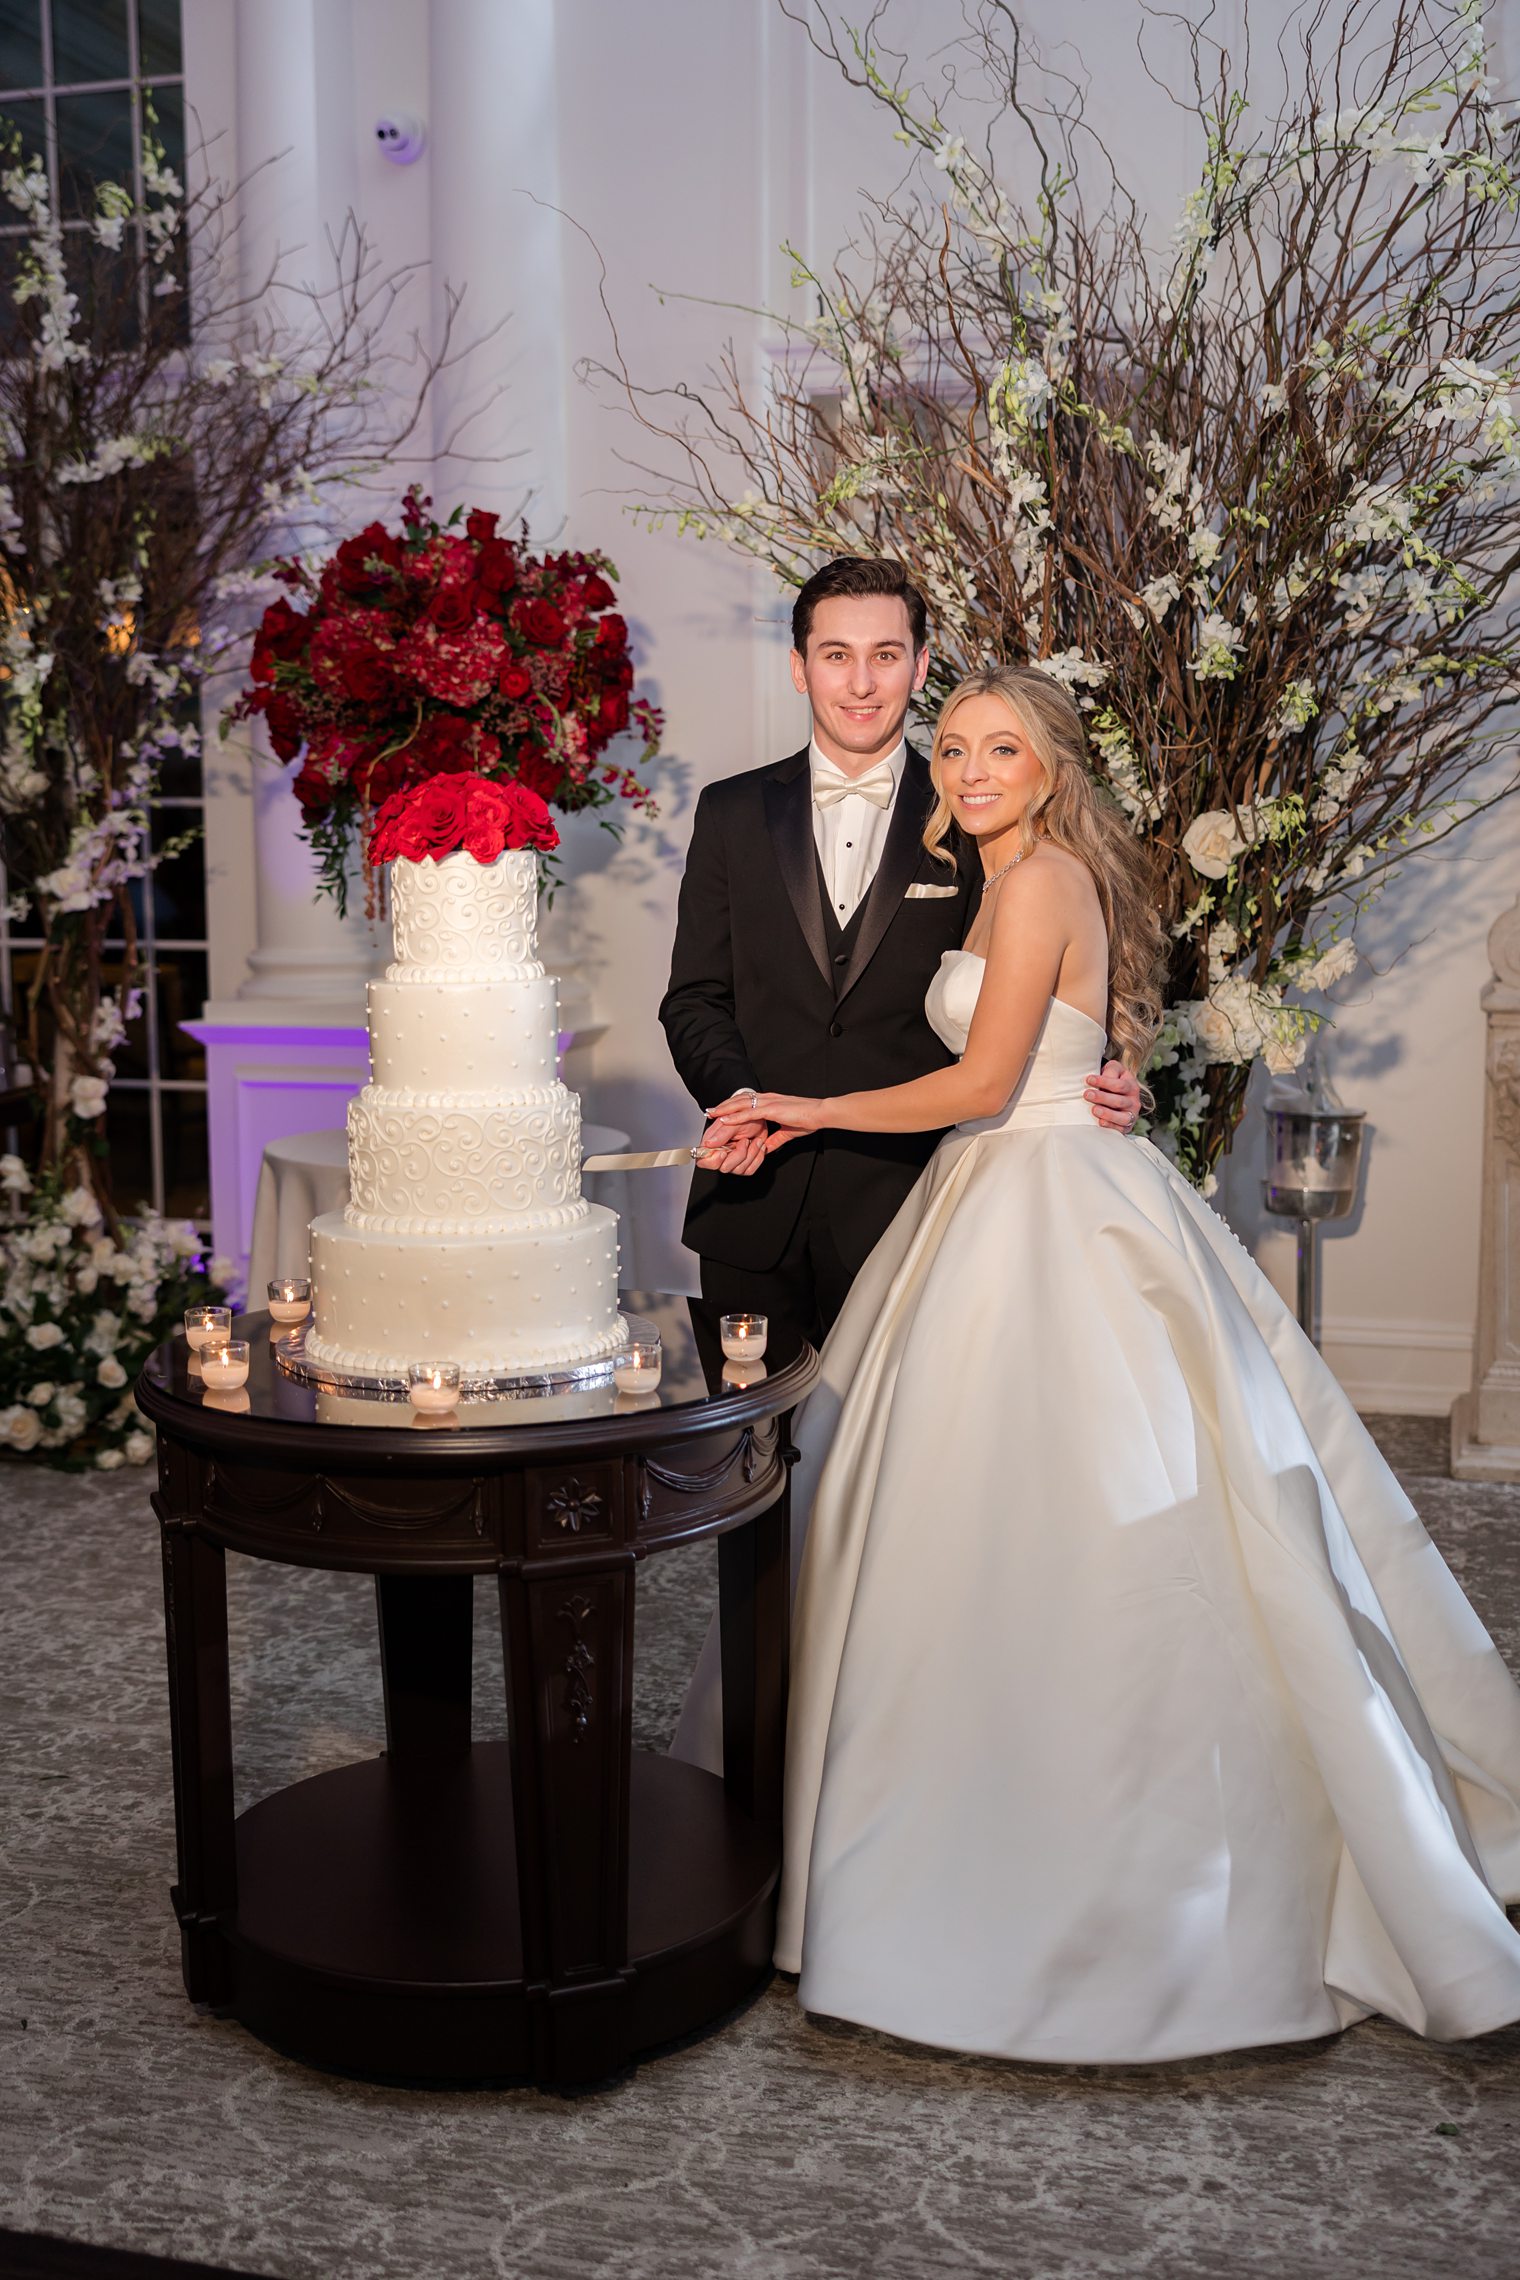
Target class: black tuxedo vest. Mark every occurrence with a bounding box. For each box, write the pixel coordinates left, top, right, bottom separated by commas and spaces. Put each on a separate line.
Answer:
660, 744, 980, 1278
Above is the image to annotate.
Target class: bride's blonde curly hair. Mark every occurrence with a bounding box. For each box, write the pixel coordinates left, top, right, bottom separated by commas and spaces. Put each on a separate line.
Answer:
925, 665, 1166, 1077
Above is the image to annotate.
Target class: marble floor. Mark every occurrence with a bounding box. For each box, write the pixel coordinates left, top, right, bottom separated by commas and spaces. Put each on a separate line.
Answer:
2, 1418, 1519, 2280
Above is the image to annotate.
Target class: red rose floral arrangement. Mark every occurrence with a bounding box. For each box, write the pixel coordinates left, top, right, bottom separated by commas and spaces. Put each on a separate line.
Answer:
226, 487, 662, 911
367, 773, 560, 867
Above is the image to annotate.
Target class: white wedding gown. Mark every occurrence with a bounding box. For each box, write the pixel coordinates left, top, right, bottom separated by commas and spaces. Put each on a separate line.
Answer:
672, 948, 1520, 2063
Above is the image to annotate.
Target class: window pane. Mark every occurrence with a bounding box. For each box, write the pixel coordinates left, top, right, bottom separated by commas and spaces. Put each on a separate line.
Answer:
160, 1084, 207, 1221
103, 1081, 153, 1214
62, 225, 138, 348
0, 2, 42, 93
56, 86, 132, 216
50, 0, 129, 84
0, 94, 47, 170
149, 805, 206, 944
155, 948, 207, 1078
136, 0, 179, 78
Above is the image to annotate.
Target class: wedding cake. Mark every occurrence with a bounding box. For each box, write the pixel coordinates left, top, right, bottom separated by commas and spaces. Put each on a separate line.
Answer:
304, 844, 627, 1383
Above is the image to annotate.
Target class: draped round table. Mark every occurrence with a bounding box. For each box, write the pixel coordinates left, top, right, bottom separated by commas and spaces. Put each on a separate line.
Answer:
135, 1293, 817, 2090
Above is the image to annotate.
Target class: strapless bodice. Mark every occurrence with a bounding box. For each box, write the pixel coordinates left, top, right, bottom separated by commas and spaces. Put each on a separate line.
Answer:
925, 949, 1107, 1134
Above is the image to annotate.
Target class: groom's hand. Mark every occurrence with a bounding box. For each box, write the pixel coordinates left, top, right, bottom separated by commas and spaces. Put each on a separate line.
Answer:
696, 1094, 770, 1176
1085, 1060, 1143, 1132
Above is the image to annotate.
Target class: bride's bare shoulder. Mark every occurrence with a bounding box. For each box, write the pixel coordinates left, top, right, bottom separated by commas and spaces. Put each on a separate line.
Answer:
1001, 843, 1099, 908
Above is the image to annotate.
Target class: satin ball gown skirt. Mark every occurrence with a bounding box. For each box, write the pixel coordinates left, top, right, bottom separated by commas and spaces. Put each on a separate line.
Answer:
674, 1019, 1520, 2063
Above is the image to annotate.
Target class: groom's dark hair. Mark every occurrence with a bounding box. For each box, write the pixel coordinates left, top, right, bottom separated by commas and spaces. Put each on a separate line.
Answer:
792, 556, 929, 657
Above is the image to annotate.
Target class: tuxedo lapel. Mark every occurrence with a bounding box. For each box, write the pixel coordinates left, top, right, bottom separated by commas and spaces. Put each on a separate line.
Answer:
836, 745, 935, 1005
763, 748, 831, 985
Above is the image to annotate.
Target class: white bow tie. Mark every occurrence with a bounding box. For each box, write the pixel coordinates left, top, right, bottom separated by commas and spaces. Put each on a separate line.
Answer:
812, 761, 896, 812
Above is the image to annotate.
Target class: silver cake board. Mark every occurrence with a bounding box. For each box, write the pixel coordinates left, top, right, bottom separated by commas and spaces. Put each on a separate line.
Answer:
273, 1314, 648, 1405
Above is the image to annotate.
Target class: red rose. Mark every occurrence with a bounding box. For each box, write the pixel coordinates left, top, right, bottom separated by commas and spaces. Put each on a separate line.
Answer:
498, 658, 533, 701
595, 613, 627, 651
580, 571, 616, 612
427, 582, 479, 635
264, 693, 305, 761
330, 522, 405, 602
596, 689, 631, 741
474, 539, 519, 602
368, 770, 559, 866
251, 598, 312, 681
465, 509, 500, 543
514, 597, 566, 648
291, 761, 332, 815
513, 749, 562, 802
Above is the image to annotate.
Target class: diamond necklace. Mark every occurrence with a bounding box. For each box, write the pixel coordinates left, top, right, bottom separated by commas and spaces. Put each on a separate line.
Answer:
980, 845, 1026, 895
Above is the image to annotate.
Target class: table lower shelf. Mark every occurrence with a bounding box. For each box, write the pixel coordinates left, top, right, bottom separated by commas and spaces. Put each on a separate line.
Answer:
213, 1742, 778, 2086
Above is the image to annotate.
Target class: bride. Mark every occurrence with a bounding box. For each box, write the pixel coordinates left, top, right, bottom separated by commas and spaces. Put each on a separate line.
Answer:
695, 663, 1520, 2065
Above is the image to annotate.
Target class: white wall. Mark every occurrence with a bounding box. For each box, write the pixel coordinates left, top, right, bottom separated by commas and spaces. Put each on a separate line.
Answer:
187, 0, 1517, 1408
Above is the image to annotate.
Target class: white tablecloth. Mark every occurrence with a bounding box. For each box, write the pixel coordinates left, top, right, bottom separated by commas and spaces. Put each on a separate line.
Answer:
245, 1121, 634, 1303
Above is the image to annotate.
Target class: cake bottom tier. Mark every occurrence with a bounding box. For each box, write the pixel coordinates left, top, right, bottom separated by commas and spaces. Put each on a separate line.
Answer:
305, 1205, 626, 1378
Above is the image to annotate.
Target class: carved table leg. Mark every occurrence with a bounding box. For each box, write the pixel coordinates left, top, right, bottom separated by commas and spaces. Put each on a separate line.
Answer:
718, 1468, 792, 1832
498, 1542, 636, 2088
375, 1574, 473, 1757
160, 1515, 236, 2007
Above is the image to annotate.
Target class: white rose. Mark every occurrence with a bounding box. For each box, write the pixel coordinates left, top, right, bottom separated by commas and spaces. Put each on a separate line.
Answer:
95, 1446, 126, 1471
124, 1430, 153, 1465
1189, 978, 1265, 1064
1302, 937, 1359, 991
2, 1403, 41, 1451
1263, 1030, 1309, 1075
127, 1286, 157, 1321
75, 1266, 98, 1295
69, 1074, 110, 1121
26, 1381, 54, 1406
89, 1236, 117, 1269
60, 1185, 102, 1227
0, 1152, 31, 1195
96, 1356, 127, 1388
25, 1321, 65, 1350
1181, 808, 1258, 878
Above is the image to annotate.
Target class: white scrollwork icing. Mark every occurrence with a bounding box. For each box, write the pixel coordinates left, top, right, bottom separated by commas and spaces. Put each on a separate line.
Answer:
346, 1084, 583, 1229
388, 848, 541, 979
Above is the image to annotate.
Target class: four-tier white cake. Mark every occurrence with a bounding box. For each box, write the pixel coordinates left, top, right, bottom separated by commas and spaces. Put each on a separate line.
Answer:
304, 848, 627, 1382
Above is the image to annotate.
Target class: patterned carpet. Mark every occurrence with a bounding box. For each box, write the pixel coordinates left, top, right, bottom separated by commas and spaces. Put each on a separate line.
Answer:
1, 1417, 1518, 2280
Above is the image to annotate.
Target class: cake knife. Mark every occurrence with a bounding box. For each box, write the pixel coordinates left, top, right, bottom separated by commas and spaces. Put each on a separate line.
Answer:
581, 1143, 703, 1171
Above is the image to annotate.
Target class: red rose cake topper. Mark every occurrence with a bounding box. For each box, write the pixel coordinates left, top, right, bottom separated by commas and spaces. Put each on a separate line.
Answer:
368, 773, 560, 867
225, 487, 661, 913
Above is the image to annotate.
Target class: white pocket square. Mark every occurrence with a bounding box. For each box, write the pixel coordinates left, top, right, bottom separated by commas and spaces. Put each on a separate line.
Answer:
904, 882, 959, 900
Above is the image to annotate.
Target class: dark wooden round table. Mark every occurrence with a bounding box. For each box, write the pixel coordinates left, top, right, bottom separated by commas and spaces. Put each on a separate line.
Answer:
136, 1292, 818, 2090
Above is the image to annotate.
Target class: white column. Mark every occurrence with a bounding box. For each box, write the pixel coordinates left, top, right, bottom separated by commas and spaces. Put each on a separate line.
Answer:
426, 0, 566, 528
231, 0, 385, 1010
1451, 894, 1520, 1478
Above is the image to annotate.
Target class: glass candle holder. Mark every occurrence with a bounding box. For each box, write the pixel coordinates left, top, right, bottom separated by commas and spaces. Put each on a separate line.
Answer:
267, 1277, 312, 1326
719, 1312, 768, 1363
408, 1362, 462, 1412
200, 1338, 250, 1391
184, 1304, 232, 1352
612, 1337, 662, 1395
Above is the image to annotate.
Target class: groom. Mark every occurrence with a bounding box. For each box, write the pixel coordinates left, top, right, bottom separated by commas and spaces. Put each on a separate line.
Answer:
660, 556, 1141, 1364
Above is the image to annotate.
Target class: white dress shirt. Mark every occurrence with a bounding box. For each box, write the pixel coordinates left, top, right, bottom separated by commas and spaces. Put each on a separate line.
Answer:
809, 736, 907, 927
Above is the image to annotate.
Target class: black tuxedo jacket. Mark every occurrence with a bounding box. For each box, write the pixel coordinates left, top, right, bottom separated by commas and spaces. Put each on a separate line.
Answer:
659, 743, 979, 1277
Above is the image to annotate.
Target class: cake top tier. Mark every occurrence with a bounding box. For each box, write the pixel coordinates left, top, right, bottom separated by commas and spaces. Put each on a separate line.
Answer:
387, 848, 541, 982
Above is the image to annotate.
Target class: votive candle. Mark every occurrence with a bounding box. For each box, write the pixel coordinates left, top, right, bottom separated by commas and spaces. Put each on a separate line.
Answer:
184, 1304, 232, 1352
612, 1338, 662, 1395
719, 1312, 768, 1362
408, 1362, 461, 1413
201, 1338, 250, 1391
267, 1277, 311, 1325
